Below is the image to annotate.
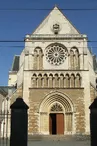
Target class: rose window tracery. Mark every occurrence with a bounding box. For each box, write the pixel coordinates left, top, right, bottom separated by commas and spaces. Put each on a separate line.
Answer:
45, 44, 67, 65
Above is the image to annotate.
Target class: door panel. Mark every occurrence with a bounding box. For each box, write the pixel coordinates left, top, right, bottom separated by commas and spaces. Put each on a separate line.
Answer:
49, 113, 64, 135
49, 114, 52, 134
49, 114, 56, 134
56, 113, 64, 134
52, 114, 56, 134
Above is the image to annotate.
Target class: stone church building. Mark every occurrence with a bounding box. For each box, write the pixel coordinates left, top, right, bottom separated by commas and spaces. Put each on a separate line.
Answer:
8, 6, 97, 135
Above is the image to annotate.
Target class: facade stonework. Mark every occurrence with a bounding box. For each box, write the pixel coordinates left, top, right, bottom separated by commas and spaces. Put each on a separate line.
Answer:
29, 88, 85, 134
10, 85, 23, 104
8, 6, 97, 135
90, 84, 96, 103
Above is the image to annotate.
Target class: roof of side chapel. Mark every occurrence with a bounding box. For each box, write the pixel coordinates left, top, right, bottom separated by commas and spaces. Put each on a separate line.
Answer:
32, 5, 80, 35
11, 55, 20, 71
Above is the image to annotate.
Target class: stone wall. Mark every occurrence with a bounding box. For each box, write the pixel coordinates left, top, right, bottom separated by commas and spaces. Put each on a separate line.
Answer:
28, 101, 39, 134
90, 84, 96, 103
10, 85, 23, 104
28, 88, 85, 135
75, 97, 85, 133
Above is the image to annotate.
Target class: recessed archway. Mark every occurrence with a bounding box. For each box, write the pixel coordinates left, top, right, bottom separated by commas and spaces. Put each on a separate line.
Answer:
39, 91, 74, 135
49, 102, 64, 135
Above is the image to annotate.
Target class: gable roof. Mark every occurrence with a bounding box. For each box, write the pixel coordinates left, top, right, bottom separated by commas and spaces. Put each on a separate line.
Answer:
0, 86, 8, 96
11, 55, 20, 71
0, 86, 16, 97
93, 55, 97, 72
33, 6, 80, 35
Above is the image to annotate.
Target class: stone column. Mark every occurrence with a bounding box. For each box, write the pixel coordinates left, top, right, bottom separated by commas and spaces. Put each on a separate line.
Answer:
24, 54, 29, 70
79, 54, 83, 70
28, 54, 33, 70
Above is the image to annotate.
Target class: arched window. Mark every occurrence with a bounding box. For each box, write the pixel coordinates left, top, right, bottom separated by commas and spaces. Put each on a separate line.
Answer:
49, 74, 53, 88
70, 50, 74, 69
70, 74, 75, 87
70, 47, 80, 70
38, 48, 43, 69
38, 74, 42, 87
33, 49, 38, 69
32, 74, 37, 87
43, 74, 48, 87
60, 74, 64, 88
65, 74, 70, 88
75, 49, 80, 69
33, 47, 43, 69
75, 74, 81, 87
54, 74, 59, 88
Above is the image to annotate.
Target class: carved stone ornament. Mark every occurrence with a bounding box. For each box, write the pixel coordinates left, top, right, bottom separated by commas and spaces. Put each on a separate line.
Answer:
53, 23, 60, 34
24, 50, 29, 55
50, 103, 63, 112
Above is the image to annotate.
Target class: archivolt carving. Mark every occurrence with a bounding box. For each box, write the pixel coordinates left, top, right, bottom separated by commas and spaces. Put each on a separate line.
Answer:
39, 91, 73, 113
39, 92, 73, 133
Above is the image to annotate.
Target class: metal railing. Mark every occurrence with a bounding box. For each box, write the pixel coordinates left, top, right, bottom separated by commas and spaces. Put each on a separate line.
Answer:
0, 110, 10, 146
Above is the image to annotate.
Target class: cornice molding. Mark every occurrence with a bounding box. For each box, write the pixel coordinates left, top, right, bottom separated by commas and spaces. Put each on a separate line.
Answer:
25, 34, 87, 41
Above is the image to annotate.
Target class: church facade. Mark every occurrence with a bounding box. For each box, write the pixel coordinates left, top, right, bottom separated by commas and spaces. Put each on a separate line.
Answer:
8, 6, 97, 135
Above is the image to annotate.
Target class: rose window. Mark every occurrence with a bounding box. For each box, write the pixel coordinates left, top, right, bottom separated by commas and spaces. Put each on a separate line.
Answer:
45, 44, 67, 65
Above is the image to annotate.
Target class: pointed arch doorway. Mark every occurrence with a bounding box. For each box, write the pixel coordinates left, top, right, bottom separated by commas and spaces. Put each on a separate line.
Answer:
49, 113, 64, 135
39, 92, 74, 135
49, 103, 64, 135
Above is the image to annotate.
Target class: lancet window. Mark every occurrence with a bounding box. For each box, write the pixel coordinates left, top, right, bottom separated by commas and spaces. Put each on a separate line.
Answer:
65, 74, 70, 88
75, 74, 81, 87
60, 74, 64, 88
54, 74, 59, 88
49, 74, 53, 88
43, 74, 48, 87
70, 47, 80, 69
32, 74, 37, 87
33, 47, 43, 69
70, 74, 75, 87
38, 74, 42, 87
70, 50, 74, 69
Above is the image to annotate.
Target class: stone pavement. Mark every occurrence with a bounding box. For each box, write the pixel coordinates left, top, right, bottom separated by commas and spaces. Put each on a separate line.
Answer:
28, 135, 90, 146
0, 140, 90, 146
0, 135, 91, 146
28, 140, 90, 146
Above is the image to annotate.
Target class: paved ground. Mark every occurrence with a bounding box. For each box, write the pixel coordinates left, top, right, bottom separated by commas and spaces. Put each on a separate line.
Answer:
0, 136, 91, 146
0, 140, 90, 146
28, 135, 90, 146
28, 140, 90, 146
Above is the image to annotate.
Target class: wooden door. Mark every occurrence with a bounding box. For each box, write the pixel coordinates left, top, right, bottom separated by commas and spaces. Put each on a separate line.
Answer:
49, 114, 56, 134
56, 113, 64, 134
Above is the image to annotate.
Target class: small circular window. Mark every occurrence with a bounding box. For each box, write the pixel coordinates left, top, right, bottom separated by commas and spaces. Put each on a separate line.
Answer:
45, 43, 67, 65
